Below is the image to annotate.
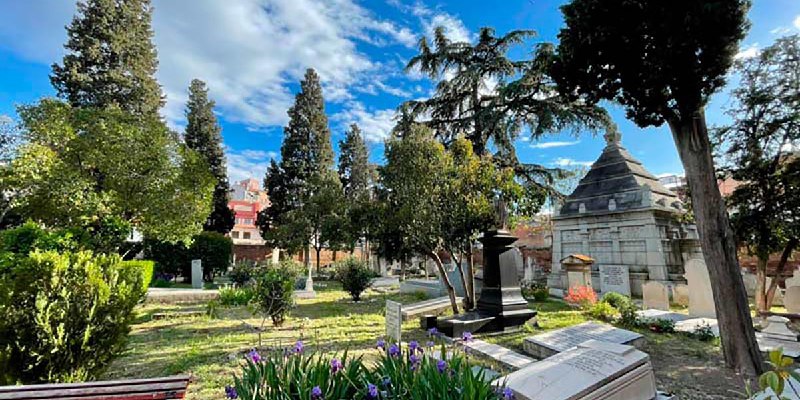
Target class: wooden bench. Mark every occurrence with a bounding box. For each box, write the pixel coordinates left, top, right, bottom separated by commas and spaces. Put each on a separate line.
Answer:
0, 375, 191, 400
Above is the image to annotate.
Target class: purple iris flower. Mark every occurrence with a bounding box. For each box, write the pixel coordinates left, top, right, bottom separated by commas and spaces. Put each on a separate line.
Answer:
330, 358, 343, 373
409, 354, 421, 370
437, 359, 447, 373
247, 349, 262, 363
293, 340, 304, 354
382, 377, 391, 387
225, 385, 238, 399
503, 387, 515, 399
408, 340, 419, 353
367, 383, 379, 399
311, 386, 323, 399
461, 331, 473, 342
376, 339, 386, 350
426, 341, 435, 348
388, 344, 400, 357
427, 327, 439, 337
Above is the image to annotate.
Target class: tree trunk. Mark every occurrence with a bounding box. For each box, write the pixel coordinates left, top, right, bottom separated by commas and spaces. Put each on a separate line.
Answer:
466, 245, 476, 311
429, 251, 459, 314
668, 110, 764, 378
449, 250, 473, 310
315, 246, 321, 275
303, 246, 310, 270
765, 238, 799, 310
755, 257, 768, 313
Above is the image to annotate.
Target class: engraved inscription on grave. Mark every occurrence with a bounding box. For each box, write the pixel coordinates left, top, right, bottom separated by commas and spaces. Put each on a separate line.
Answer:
385, 300, 402, 342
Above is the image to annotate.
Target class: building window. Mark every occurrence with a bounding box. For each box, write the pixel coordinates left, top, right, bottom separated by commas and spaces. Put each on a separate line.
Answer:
243, 232, 251, 239
232, 231, 239, 239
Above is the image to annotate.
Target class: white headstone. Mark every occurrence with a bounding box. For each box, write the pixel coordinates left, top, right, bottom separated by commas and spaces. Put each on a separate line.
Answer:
785, 286, 800, 314
271, 248, 280, 264
673, 284, 689, 307
599, 265, 631, 296
385, 300, 402, 342
684, 259, 716, 318
191, 259, 203, 289
642, 281, 669, 311
503, 339, 657, 400
523, 322, 643, 359
786, 269, 800, 289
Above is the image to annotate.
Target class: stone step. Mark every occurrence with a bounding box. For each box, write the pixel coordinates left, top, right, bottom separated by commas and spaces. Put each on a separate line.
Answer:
462, 339, 536, 370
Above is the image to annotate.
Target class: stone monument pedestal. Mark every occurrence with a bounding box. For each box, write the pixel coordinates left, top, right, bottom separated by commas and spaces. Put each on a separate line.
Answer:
562, 254, 595, 290
432, 230, 537, 338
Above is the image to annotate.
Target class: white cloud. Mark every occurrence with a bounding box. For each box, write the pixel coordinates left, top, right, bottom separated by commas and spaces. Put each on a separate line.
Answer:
226, 148, 277, 183
333, 102, 396, 143
391, 2, 473, 44
552, 158, 593, 167
771, 26, 793, 35
735, 43, 759, 60
656, 172, 684, 178
795, 15, 800, 30
0, 0, 417, 130
530, 140, 581, 149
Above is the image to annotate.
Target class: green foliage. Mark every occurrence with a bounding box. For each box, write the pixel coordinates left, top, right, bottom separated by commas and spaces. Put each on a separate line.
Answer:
229, 342, 507, 400
337, 124, 378, 251
143, 237, 190, 278
121, 260, 154, 292
599, 292, 640, 327
218, 287, 255, 307
9, 100, 214, 244
586, 301, 619, 322
748, 349, 800, 399
691, 323, 717, 342
0, 250, 148, 384
229, 259, 258, 287
252, 260, 300, 326
185, 79, 235, 234
520, 280, 549, 302
190, 231, 232, 281
335, 257, 377, 302
50, 0, 163, 117
646, 318, 676, 334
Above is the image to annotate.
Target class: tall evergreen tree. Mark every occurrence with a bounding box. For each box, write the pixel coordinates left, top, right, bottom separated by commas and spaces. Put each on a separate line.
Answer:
259, 69, 340, 270
184, 79, 234, 234
337, 124, 377, 255
51, 0, 163, 117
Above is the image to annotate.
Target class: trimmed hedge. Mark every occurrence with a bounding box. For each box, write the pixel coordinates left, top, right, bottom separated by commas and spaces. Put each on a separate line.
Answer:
0, 251, 148, 384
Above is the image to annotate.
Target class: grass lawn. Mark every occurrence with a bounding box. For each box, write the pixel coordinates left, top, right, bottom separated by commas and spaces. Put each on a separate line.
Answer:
107, 287, 746, 400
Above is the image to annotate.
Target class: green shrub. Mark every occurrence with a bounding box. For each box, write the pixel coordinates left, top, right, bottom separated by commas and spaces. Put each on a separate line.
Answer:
143, 238, 190, 278
190, 231, 233, 281
647, 318, 676, 333
600, 292, 640, 327
521, 280, 550, 302
335, 257, 377, 301
229, 260, 258, 287
228, 339, 507, 400
690, 323, 716, 342
253, 260, 299, 327
600, 292, 629, 309
152, 278, 172, 288
586, 301, 619, 322
121, 260, 155, 291
0, 250, 148, 384
219, 286, 255, 306
0, 222, 82, 255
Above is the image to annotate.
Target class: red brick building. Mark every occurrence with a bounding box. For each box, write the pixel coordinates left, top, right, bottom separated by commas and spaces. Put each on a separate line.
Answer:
228, 178, 271, 262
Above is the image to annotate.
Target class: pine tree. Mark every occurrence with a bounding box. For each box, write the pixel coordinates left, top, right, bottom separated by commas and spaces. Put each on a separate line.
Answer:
259, 68, 340, 270
51, 0, 163, 117
337, 124, 376, 254
184, 79, 234, 234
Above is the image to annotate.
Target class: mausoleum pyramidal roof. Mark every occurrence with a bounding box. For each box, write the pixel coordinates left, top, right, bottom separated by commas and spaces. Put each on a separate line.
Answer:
557, 131, 683, 217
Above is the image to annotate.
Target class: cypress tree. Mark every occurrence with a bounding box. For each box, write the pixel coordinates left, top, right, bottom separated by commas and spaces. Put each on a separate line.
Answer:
338, 124, 371, 201
184, 79, 234, 234
51, 0, 163, 117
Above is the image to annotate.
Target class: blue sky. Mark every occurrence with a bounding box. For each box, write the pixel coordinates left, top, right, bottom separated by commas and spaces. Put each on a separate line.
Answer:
1, 0, 799, 183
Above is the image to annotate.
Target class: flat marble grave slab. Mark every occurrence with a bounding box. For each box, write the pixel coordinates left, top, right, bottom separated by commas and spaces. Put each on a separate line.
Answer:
462, 339, 535, 370
500, 339, 658, 400
523, 322, 644, 359
637, 309, 720, 337
400, 296, 463, 321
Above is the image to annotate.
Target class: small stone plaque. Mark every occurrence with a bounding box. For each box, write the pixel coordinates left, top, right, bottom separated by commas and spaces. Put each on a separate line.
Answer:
600, 265, 630, 296
385, 300, 402, 342
523, 322, 643, 359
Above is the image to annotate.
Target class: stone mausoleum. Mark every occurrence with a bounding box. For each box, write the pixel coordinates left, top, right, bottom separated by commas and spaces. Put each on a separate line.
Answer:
548, 131, 702, 297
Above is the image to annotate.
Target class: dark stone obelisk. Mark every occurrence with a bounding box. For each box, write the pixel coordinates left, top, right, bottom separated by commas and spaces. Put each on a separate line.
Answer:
431, 229, 537, 338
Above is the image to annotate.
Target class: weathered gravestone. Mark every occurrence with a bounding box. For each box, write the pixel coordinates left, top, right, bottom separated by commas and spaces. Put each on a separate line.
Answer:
385, 300, 402, 342
191, 259, 202, 289
523, 322, 644, 360
501, 339, 657, 400
642, 281, 669, 311
684, 259, 716, 318
673, 284, 689, 307
785, 286, 800, 314
599, 265, 631, 296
